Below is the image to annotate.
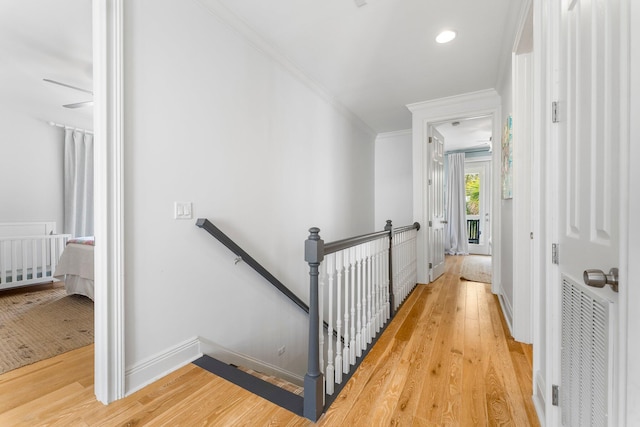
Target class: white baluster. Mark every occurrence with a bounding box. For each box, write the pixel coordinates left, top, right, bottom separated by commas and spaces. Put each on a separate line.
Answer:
361, 242, 368, 350
373, 239, 379, 331
365, 241, 373, 345
335, 251, 343, 384
355, 245, 362, 358
326, 253, 335, 395
375, 239, 382, 332
349, 247, 357, 366
319, 260, 325, 374
342, 249, 351, 374
380, 241, 389, 327
376, 242, 385, 332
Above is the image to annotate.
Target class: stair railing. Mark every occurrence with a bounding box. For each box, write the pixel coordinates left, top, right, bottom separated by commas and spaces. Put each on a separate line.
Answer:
304, 220, 420, 421
196, 218, 309, 313
196, 217, 420, 421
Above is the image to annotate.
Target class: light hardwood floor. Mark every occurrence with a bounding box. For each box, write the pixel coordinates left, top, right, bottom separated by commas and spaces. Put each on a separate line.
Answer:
0, 256, 539, 426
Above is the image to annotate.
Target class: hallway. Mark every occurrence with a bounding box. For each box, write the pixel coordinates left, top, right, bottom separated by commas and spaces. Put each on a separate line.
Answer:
318, 255, 537, 425
0, 256, 538, 425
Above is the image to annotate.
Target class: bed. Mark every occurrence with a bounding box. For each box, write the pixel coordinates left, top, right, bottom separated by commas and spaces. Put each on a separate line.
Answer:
54, 237, 95, 300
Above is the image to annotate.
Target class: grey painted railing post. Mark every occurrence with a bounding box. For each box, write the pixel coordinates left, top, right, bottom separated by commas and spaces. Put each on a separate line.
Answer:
384, 220, 395, 316
304, 227, 324, 421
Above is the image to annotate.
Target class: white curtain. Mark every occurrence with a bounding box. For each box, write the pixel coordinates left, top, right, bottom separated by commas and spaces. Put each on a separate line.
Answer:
64, 128, 94, 237
445, 153, 468, 255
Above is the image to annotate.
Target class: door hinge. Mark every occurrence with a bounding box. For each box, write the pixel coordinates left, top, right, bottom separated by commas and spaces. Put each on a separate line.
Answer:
428, 136, 433, 143
428, 262, 433, 269
552, 384, 560, 406
428, 178, 432, 185
428, 220, 433, 227
552, 101, 559, 123
552, 243, 559, 264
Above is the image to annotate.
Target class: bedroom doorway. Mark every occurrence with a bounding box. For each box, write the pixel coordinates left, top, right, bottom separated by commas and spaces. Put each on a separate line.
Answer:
0, 0, 95, 376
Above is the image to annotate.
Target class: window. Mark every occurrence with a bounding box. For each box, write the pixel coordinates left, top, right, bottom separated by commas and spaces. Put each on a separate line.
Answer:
465, 173, 480, 215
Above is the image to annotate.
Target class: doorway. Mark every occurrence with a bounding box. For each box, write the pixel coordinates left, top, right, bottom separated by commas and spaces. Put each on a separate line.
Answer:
435, 116, 493, 260
464, 159, 491, 255
407, 89, 502, 292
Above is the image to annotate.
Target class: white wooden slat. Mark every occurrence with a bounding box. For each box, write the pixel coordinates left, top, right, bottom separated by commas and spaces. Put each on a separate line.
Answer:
349, 246, 356, 366
11, 240, 18, 284
366, 241, 373, 344
335, 251, 343, 384
326, 253, 335, 395
319, 260, 325, 376
354, 245, 361, 357
0, 241, 6, 284
343, 248, 351, 374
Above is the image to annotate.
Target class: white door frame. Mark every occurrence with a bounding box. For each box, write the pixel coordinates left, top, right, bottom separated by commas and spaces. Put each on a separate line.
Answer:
408, 89, 502, 292
93, 0, 125, 404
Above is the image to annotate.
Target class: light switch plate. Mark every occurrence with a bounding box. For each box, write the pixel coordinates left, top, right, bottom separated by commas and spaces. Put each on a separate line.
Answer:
174, 202, 192, 219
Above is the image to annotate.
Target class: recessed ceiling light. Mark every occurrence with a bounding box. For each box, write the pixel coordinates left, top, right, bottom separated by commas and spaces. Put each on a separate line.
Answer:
436, 30, 457, 44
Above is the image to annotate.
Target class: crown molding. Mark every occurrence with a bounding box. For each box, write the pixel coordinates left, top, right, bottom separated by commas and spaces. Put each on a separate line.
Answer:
194, 0, 376, 138
375, 129, 412, 141
406, 89, 501, 119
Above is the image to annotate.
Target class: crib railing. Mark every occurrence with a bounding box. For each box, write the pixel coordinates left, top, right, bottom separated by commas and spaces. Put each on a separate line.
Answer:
303, 221, 420, 421
0, 234, 71, 289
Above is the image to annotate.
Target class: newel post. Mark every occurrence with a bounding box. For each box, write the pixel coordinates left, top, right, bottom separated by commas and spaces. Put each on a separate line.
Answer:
384, 220, 395, 316
304, 227, 324, 421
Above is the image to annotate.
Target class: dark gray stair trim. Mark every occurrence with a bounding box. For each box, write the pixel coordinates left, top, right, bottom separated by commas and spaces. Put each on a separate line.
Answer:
193, 355, 304, 417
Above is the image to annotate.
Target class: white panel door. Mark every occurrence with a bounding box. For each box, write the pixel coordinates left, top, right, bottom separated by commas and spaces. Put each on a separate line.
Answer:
428, 126, 445, 281
556, 0, 621, 424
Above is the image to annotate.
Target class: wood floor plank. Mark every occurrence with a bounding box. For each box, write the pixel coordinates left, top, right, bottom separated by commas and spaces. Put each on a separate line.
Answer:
0, 255, 540, 426
461, 281, 487, 426
388, 280, 447, 425
415, 266, 460, 423
484, 288, 534, 426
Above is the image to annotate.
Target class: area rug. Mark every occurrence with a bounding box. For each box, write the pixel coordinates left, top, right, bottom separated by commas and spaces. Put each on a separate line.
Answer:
460, 255, 492, 283
0, 285, 94, 374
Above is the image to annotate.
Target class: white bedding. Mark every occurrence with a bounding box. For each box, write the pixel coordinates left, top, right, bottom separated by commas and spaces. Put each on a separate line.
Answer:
54, 243, 94, 300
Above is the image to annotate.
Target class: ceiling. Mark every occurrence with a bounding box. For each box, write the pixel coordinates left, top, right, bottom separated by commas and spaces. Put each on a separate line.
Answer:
207, 0, 520, 133
1, 0, 521, 135
435, 116, 493, 153
0, 0, 93, 130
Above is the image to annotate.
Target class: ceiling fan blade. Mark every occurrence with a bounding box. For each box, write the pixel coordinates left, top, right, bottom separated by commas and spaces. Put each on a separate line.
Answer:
63, 100, 94, 109
43, 78, 93, 95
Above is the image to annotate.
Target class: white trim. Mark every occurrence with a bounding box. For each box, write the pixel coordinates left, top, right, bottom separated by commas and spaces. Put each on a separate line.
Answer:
194, 0, 376, 138
408, 89, 502, 288
199, 337, 304, 387
375, 129, 412, 140
125, 338, 202, 395
533, 371, 546, 427
93, 0, 125, 404
498, 292, 514, 336
512, 28, 534, 342
618, 0, 632, 424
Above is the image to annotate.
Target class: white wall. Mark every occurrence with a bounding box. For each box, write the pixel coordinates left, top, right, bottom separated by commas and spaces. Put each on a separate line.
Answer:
374, 130, 413, 228
123, 0, 376, 390
496, 60, 514, 328
0, 104, 64, 231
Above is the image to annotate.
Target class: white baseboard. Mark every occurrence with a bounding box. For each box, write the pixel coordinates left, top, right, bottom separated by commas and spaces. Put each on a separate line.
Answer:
199, 337, 304, 387
497, 288, 514, 336
125, 337, 202, 396
533, 371, 546, 426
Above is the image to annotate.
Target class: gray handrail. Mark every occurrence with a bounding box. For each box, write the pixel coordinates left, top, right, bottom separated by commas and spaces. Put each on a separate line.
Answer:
196, 218, 309, 313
